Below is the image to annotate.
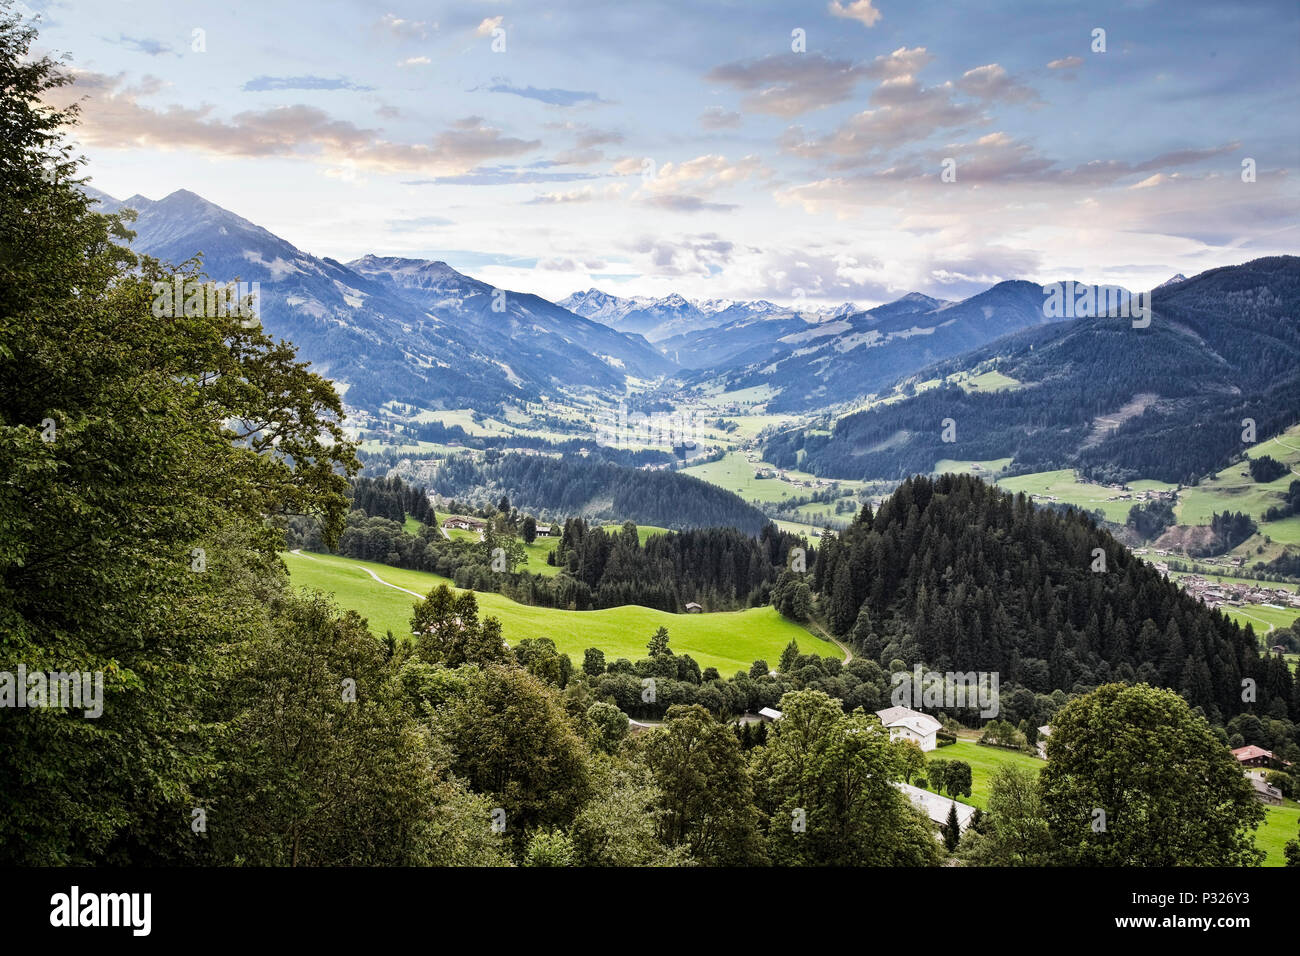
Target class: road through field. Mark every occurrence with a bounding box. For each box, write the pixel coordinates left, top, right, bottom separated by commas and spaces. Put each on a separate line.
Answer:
291, 549, 423, 599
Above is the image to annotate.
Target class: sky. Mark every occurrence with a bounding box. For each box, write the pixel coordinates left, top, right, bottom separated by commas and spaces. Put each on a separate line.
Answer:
25, 0, 1300, 307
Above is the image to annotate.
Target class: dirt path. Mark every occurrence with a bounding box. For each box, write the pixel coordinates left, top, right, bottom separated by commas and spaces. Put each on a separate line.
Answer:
290, 549, 424, 599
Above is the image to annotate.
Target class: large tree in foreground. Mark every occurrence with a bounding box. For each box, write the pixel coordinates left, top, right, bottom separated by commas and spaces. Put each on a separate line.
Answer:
0, 3, 357, 863
1039, 683, 1264, 866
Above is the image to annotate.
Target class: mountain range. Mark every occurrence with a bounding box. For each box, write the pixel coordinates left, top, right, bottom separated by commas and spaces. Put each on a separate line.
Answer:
767, 256, 1300, 484
83, 187, 1287, 464
85, 188, 669, 412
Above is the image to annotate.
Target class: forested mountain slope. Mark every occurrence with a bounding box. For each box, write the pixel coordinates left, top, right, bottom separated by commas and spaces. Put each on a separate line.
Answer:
772, 257, 1300, 483
813, 475, 1290, 725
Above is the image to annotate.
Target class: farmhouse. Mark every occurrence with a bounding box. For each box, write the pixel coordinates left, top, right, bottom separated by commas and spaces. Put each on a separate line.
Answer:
533, 524, 556, 537
442, 516, 487, 532
893, 782, 977, 834
1231, 744, 1286, 771
684, 602, 703, 613
875, 706, 943, 752
758, 706, 783, 722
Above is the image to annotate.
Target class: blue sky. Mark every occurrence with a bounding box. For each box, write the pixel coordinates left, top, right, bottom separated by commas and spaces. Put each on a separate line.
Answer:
27, 0, 1300, 305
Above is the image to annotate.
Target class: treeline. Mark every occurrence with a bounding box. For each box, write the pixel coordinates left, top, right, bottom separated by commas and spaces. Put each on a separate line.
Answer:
546, 518, 806, 612
810, 475, 1289, 728
1207, 510, 1257, 554
1264, 480, 1300, 522
421, 452, 772, 535
1250, 455, 1290, 483
350, 475, 434, 524
1127, 499, 1176, 539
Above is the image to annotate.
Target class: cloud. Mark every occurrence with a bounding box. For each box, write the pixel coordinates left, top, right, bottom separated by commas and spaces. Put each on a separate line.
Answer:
398, 57, 431, 67
642, 195, 739, 213
645, 153, 770, 193
956, 64, 1039, 104
388, 215, 455, 229
626, 234, 735, 277
484, 82, 603, 106
1047, 56, 1084, 70
115, 35, 175, 57
51, 72, 540, 176
377, 13, 436, 39
536, 257, 607, 271
782, 76, 984, 163
476, 16, 503, 36
525, 184, 624, 204
699, 106, 742, 129
705, 54, 867, 117
827, 0, 882, 28
408, 165, 594, 186
242, 75, 374, 92
863, 46, 934, 80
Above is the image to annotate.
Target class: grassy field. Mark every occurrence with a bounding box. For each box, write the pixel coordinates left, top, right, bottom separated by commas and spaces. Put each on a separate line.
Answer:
922, 738, 1298, 864
996, 469, 1156, 523
924, 739, 1045, 808
682, 452, 803, 504
283, 549, 840, 674
960, 370, 1021, 392
593, 523, 669, 545
521, 536, 561, 576
1177, 424, 1300, 533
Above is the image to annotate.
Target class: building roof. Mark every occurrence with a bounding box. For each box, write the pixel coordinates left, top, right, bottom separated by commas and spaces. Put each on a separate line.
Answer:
1037, 725, 1052, 737
875, 706, 942, 736
758, 707, 783, 720
1232, 745, 1275, 762
1249, 776, 1282, 800
893, 782, 977, 829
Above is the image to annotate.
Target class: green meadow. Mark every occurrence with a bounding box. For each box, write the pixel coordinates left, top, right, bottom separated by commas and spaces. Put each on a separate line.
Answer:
283, 549, 839, 674
996, 469, 1153, 523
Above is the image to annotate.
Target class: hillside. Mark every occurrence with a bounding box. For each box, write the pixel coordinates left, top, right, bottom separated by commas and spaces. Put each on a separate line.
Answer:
773, 257, 1300, 484
403, 451, 775, 535
814, 474, 1288, 724
87, 189, 674, 413
283, 549, 840, 673
705, 283, 1060, 412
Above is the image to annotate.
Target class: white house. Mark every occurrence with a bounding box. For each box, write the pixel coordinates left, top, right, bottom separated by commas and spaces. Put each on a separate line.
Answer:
1036, 725, 1052, 760
875, 706, 943, 752
894, 782, 977, 834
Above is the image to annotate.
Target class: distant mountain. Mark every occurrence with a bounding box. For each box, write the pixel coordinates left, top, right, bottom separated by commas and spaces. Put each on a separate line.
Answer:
560, 288, 820, 342
768, 256, 1300, 484
1156, 273, 1188, 289
347, 255, 674, 386
659, 311, 815, 370
703, 285, 1043, 412
87, 189, 672, 413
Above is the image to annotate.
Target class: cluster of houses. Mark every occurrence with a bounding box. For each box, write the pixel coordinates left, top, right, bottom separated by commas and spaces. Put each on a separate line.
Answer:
1174, 574, 1300, 613
1231, 745, 1292, 805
